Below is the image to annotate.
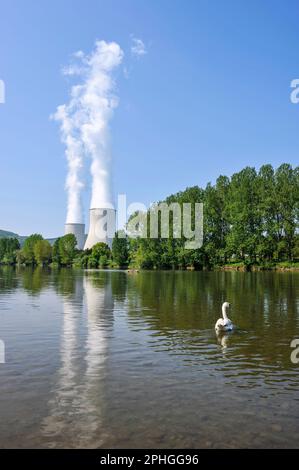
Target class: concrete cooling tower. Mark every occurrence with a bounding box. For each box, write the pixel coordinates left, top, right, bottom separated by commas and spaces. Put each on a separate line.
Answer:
65, 223, 86, 250
84, 208, 116, 250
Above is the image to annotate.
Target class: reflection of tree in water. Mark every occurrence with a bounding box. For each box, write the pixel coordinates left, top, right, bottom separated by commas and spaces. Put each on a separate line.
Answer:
110, 270, 127, 302
20, 266, 52, 295
0, 266, 19, 293
41, 271, 115, 448
6, 266, 82, 297
52, 268, 81, 297
15, 267, 88, 297
125, 271, 299, 383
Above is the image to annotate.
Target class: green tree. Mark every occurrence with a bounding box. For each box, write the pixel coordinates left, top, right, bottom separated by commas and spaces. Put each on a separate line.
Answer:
33, 239, 52, 265
256, 164, 277, 261
225, 167, 261, 263
58, 234, 77, 266
203, 176, 230, 266
112, 231, 129, 267
90, 242, 111, 268
0, 238, 20, 264
52, 238, 61, 265
22, 234, 43, 264
274, 164, 298, 260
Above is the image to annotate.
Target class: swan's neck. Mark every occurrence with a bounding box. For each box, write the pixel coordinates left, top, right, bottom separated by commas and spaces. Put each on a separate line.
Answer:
222, 305, 229, 320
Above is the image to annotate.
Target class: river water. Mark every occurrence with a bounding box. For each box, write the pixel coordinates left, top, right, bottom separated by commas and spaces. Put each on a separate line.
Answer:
0, 267, 298, 448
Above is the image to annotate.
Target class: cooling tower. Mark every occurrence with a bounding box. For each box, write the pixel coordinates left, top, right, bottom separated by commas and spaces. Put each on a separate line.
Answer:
84, 208, 116, 250
65, 223, 86, 250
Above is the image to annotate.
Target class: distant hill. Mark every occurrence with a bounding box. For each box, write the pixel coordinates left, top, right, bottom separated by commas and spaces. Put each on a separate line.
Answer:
46, 238, 58, 246
0, 229, 27, 245
0, 229, 57, 246
0, 229, 19, 238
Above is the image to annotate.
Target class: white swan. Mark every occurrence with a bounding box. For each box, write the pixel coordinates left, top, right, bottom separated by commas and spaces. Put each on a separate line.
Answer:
215, 302, 234, 332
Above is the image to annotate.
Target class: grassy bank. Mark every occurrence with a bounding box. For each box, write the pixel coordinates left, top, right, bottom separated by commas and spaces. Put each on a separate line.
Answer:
216, 262, 299, 272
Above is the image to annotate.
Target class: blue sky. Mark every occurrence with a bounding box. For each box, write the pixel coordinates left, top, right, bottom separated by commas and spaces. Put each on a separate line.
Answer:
0, 0, 298, 237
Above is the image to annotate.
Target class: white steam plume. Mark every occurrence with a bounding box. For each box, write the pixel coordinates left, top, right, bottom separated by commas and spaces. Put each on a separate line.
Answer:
54, 40, 124, 222
53, 105, 84, 223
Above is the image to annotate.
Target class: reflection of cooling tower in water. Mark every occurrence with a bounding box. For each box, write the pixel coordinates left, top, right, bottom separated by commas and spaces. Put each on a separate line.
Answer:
82, 274, 114, 447
65, 223, 86, 250
60, 280, 84, 385
42, 273, 114, 448
83, 274, 114, 446
84, 208, 116, 250
41, 276, 84, 445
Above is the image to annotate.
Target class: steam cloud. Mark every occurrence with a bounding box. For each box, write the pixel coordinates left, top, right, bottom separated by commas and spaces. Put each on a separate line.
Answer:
53, 40, 124, 223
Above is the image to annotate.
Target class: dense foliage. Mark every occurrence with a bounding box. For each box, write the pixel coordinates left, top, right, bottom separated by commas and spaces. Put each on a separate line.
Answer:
0, 237, 20, 265
0, 164, 298, 269
126, 164, 298, 269
74, 242, 112, 269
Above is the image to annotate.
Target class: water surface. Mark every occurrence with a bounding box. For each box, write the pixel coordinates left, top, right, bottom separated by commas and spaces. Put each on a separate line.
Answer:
0, 267, 298, 448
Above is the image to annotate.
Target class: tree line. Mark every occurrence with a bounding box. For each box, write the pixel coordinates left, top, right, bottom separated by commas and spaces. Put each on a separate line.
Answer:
0, 233, 121, 269
0, 163, 298, 270
127, 163, 298, 269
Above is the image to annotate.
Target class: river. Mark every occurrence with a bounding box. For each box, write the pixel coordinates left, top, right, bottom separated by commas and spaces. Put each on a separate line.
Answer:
0, 267, 298, 448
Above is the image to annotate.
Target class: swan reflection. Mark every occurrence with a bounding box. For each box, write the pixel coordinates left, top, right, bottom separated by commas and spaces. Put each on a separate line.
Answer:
216, 330, 234, 351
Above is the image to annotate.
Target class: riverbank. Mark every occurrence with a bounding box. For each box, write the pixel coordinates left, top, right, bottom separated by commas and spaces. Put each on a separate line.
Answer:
215, 262, 299, 272
1, 262, 299, 272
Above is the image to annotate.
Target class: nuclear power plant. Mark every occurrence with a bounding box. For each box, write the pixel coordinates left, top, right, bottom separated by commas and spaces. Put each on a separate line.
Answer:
64, 206, 117, 250
64, 207, 116, 251
84, 207, 116, 250
56, 40, 123, 251
65, 223, 86, 250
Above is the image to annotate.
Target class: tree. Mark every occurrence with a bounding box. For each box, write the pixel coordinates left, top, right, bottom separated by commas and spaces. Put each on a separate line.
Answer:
90, 242, 111, 268
33, 240, 52, 265
274, 164, 298, 260
203, 176, 230, 265
225, 167, 261, 263
52, 238, 61, 265
256, 164, 277, 261
58, 234, 77, 266
0, 238, 20, 264
22, 234, 43, 264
